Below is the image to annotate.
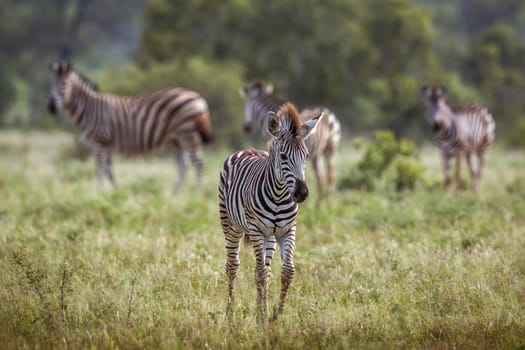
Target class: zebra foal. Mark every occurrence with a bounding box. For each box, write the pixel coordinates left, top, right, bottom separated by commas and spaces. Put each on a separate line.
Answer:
240, 80, 342, 204
219, 102, 322, 321
48, 60, 213, 191
421, 85, 495, 194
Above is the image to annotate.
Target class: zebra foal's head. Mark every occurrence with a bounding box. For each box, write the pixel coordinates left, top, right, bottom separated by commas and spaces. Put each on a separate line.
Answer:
421, 84, 449, 130
239, 80, 274, 133
48, 60, 73, 115
48, 60, 99, 116
267, 102, 322, 203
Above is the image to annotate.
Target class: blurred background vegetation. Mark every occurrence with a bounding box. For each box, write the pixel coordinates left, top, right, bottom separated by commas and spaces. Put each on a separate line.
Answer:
1, 0, 525, 148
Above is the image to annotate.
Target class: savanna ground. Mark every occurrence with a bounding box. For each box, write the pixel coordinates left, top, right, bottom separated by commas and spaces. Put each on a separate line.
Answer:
0, 130, 524, 349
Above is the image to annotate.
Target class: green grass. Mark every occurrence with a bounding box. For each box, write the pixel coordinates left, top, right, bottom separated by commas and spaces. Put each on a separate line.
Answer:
1, 130, 524, 349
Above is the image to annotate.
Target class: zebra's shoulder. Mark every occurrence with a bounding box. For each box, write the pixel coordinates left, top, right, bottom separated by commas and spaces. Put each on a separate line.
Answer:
458, 104, 494, 124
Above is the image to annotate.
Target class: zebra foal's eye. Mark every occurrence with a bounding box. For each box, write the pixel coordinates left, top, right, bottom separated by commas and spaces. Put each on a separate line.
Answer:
279, 153, 288, 161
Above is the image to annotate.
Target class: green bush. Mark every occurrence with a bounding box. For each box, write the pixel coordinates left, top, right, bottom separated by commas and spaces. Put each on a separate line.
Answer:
339, 130, 424, 192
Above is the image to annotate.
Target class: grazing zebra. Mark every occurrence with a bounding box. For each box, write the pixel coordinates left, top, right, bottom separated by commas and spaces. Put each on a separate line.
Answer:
421, 85, 495, 194
298, 106, 341, 204
239, 80, 285, 140
219, 102, 322, 322
240, 80, 342, 203
48, 60, 213, 191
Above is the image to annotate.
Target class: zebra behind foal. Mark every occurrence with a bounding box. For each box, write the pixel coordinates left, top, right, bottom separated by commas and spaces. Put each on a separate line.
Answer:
240, 80, 342, 204
219, 102, 322, 322
48, 60, 214, 191
421, 85, 495, 194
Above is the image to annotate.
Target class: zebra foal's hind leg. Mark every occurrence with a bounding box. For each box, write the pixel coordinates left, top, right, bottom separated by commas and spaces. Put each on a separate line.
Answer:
311, 156, 324, 205
221, 220, 243, 320
172, 145, 188, 192
467, 152, 482, 195
188, 145, 204, 186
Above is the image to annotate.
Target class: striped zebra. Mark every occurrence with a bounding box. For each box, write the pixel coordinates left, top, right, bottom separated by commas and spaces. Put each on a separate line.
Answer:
219, 102, 322, 321
240, 80, 286, 140
48, 60, 213, 191
240, 80, 342, 203
299, 106, 341, 204
421, 85, 495, 194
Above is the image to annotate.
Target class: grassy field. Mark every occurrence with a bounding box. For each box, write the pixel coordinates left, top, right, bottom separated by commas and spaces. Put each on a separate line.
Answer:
1, 130, 524, 349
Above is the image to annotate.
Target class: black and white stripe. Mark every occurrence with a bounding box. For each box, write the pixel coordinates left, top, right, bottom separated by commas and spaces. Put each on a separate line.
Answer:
240, 81, 343, 203
219, 102, 322, 322
48, 60, 213, 190
421, 85, 495, 194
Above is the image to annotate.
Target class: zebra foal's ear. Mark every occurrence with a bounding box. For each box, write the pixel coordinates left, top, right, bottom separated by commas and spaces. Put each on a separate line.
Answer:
264, 83, 274, 94
49, 60, 71, 74
297, 112, 323, 141
266, 111, 282, 137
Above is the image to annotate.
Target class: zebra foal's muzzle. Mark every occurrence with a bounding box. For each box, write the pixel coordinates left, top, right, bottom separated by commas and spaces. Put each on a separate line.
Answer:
292, 178, 309, 203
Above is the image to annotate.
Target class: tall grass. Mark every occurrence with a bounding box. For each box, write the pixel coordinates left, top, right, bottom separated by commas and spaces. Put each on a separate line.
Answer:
0, 131, 524, 349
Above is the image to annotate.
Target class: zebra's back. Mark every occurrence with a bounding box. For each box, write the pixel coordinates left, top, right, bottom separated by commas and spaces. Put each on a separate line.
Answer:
104, 88, 211, 155
455, 104, 495, 153
300, 106, 341, 157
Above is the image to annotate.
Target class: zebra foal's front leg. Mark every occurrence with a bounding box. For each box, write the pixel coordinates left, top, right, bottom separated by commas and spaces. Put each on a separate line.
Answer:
248, 231, 270, 323
272, 230, 296, 321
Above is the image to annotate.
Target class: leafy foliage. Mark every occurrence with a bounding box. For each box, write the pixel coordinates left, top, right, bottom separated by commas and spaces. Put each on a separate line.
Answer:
339, 130, 423, 191
1, 0, 525, 146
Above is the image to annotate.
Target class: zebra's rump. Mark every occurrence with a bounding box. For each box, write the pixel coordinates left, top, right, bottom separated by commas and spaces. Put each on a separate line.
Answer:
110, 88, 211, 153
300, 106, 341, 155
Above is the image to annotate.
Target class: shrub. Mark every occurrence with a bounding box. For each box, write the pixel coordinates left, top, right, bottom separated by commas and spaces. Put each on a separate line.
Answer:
339, 130, 424, 192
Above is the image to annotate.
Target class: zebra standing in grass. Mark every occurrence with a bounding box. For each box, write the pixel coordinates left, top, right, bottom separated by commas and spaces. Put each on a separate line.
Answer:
298, 106, 341, 204
48, 60, 213, 191
219, 102, 322, 322
421, 85, 495, 194
240, 80, 342, 204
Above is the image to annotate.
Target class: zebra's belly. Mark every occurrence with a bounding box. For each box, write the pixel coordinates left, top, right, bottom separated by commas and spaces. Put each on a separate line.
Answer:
254, 219, 296, 239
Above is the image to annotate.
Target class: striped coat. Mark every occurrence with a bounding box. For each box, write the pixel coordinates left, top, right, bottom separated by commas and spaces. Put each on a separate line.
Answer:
240, 80, 342, 203
48, 60, 213, 190
239, 80, 285, 139
219, 102, 322, 322
421, 85, 495, 194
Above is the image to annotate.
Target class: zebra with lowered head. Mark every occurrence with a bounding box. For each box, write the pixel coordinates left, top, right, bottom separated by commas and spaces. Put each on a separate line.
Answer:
239, 80, 285, 140
240, 80, 342, 204
219, 102, 322, 322
421, 85, 495, 194
48, 60, 214, 191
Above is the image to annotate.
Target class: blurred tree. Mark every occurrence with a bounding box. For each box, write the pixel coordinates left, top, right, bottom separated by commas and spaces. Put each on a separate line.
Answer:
0, 0, 145, 126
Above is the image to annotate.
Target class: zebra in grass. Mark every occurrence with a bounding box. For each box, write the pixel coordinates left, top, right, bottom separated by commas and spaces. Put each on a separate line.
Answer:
48, 60, 213, 191
421, 85, 495, 194
240, 80, 342, 204
298, 106, 341, 204
219, 102, 322, 322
